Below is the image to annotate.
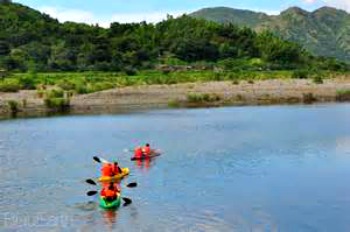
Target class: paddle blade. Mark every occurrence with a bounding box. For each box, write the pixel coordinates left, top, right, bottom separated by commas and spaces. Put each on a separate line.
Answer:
86, 179, 97, 185
122, 197, 132, 206
93, 156, 102, 163
87, 190, 98, 196
126, 182, 137, 188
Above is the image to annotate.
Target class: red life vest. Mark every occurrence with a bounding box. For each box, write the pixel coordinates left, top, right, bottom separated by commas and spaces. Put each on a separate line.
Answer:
134, 147, 143, 158
142, 146, 151, 156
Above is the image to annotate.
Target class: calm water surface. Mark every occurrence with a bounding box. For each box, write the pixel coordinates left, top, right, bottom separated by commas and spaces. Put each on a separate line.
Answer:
1, 104, 350, 231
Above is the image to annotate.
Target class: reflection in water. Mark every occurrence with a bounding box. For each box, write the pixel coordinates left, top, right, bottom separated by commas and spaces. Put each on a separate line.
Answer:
133, 158, 155, 170
101, 209, 118, 230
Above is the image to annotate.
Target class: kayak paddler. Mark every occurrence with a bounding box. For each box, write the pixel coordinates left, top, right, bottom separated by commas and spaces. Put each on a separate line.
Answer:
101, 182, 120, 201
134, 146, 143, 159
101, 163, 114, 177
112, 161, 122, 175
142, 143, 151, 156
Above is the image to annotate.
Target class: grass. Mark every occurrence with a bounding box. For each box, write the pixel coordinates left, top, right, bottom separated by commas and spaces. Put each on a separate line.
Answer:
0, 79, 21, 92
44, 96, 70, 112
7, 100, 19, 114
0, 70, 346, 94
336, 89, 350, 101
168, 99, 181, 108
187, 93, 221, 103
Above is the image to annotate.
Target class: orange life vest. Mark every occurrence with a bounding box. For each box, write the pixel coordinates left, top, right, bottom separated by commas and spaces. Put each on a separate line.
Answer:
101, 163, 113, 177
101, 184, 120, 197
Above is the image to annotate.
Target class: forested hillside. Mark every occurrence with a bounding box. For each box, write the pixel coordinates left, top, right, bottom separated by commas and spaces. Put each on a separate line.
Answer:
0, 2, 348, 73
191, 6, 350, 62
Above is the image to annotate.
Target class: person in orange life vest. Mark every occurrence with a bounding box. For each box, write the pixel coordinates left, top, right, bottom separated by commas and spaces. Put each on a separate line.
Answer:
101, 163, 114, 177
111, 161, 122, 175
101, 182, 120, 201
134, 147, 143, 159
142, 143, 151, 157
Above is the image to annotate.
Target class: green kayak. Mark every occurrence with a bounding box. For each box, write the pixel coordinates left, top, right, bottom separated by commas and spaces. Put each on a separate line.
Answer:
99, 196, 121, 209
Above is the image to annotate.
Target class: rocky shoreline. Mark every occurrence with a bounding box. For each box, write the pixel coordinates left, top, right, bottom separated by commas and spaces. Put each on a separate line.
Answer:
1, 78, 350, 119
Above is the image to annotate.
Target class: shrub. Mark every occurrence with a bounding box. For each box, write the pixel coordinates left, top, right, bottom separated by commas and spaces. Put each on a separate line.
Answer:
0, 79, 21, 92
187, 93, 221, 103
44, 98, 70, 112
19, 76, 36, 89
168, 99, 181, 108
336, 89, 350, 102
58, 79, 76, 91
7, 100, 19, 114
124, 67, 137, 76
232, 80, 239, 85
292, 70, 309, 79
46, 88, 64, 98
312, 75, 323, 84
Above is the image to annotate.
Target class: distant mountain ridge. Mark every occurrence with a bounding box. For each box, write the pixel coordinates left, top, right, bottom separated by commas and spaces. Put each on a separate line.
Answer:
190, 6, 350, 62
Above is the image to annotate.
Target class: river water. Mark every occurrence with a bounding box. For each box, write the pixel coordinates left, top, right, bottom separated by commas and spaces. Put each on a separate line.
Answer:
1, 104, 350, 231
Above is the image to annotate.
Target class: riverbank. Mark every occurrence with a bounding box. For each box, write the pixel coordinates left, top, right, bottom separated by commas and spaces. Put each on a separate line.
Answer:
1, 77, 350, 119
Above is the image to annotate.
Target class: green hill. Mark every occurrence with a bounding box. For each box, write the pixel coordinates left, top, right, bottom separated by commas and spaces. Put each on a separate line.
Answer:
0, 2, 347, 73
191, 6, 350, 62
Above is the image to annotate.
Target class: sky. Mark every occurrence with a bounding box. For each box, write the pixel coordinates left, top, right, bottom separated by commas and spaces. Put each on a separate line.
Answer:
15, 0, 350, 27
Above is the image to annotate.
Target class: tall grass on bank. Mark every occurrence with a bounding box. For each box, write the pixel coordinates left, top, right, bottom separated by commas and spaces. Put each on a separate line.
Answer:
336, 89, 350, 102
0, 70, 347, 94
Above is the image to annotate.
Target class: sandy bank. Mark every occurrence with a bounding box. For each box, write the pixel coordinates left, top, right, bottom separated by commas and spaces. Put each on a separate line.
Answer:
1, 78, 350, 118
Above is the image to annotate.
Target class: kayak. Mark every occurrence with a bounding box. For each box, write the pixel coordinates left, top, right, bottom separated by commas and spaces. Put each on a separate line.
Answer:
99, 195, 121, 209
131, 152, 161, 161
98, 167, 130, 182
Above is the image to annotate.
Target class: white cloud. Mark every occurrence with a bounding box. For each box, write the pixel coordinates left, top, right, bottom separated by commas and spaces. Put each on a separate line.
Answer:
38, 6, 185, 28
303, 0, 317, 4
302, 0, 350, 11
110, 12, 184, 24
323, 0, 350, 11
38, 6, 96, 24
250, 8, 280, 15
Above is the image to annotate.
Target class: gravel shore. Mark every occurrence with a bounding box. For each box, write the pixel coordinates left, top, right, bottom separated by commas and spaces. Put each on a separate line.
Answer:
1, 77, 350, 119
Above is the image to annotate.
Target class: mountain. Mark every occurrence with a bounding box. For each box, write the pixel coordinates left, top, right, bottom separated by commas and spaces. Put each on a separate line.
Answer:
190, 6, 350, 62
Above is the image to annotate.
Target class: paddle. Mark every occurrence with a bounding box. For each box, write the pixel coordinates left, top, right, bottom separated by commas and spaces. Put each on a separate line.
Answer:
85, 179, 137, 188
87, 190, 98, 196
93, 156, 109, 164
86, 190, 133, 206
124, 148, 162, 154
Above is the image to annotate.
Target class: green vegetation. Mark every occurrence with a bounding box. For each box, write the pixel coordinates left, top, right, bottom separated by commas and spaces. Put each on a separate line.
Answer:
312, 75, 323, 84
0, 78, 21, 92
7, 100, 19, 114
336, 89, 350, 101
292, 70, 309, 79
187, 93, 221, 103
168, 99, 181, 108
0, 2, 348, 75
0, 2, 348, 96
191, 6, 350, 62
44, 98, 70, 112
0, 70, 347, 94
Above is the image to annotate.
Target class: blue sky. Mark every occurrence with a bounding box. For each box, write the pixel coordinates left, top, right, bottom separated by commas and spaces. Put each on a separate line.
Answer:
15, 0, 349, 27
